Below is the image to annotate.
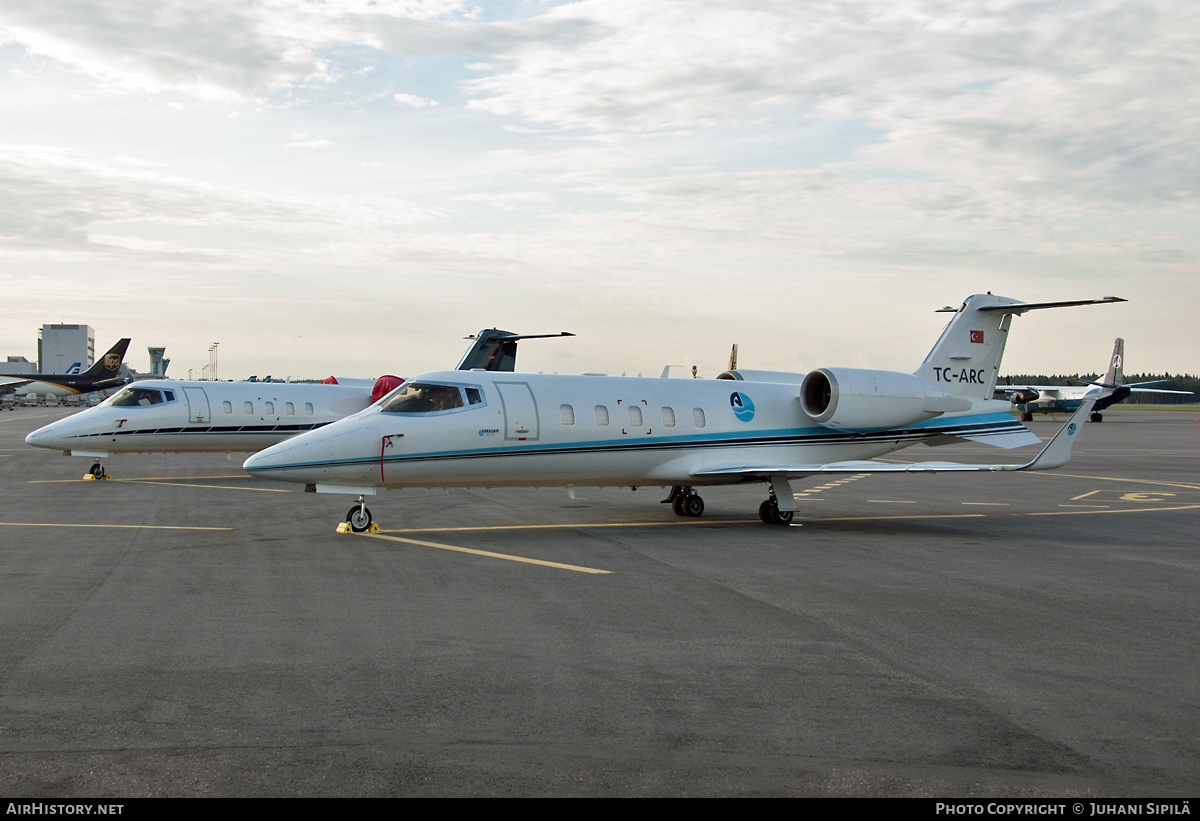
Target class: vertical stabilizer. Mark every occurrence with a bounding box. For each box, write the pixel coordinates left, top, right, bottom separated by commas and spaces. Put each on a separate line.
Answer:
914, 295, 1126, 399
914, 294, 1020, 399
82, 339, 131, 379
1103, 338, 1125, 387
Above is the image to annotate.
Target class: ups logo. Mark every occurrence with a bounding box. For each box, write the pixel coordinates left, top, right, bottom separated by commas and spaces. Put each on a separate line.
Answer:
104, 353, 121, 370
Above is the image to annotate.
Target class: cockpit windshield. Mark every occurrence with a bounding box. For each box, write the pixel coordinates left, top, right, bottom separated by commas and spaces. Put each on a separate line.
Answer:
110, 387, 166, 407
379, 383, 466, 414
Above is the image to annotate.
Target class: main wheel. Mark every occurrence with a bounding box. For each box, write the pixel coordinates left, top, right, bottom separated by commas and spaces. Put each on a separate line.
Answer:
90, 462, 104, 479
1021, 411, 1033, 422
672, 495, 688, 517
759, 499, 794, 525
684, 494, 704, 518
346, 506, 373, 532
1090, 411, 1103, 422
759, 500, 773, 523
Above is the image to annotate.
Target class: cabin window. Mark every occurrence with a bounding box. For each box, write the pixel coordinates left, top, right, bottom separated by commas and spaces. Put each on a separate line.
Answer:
560, 404, 575, 426
379, 383, 466, 415
662, 407, 676, 427
265, 401, 274, 415
285, 402, 294, 415
466, 388, 483, 405
244, 401, 253, 414
164, 391, 175, 402
110, 387, 165, 407
693, 408, 706, 428
305, 402, 314, 416
628, 406, 643, 426
222, 401, 232, 414
595, 405, 610, 426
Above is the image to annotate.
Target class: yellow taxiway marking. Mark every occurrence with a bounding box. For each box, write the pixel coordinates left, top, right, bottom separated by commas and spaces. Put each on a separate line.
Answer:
30, 477, 289, 492
388, 495, 1200, 536
385, 519, 747, 535
1072, 490, 1103, 501
1026, 504, 1200, 517
801, 505, 1200, 523
361, 532, 611, 574
817, 513, 986, 522
116, 479, 291, 492
1052, 473, 1200, 492
32, 474, 251, 482
0, 522, 233, 530
868, 499, 916, 504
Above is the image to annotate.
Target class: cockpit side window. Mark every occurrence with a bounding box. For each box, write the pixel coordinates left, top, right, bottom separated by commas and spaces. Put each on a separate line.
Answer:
111, 387, 167, 407
379, 382, 477, 415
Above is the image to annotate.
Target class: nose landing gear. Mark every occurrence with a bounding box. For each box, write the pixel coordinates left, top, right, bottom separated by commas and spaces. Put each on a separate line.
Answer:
86, 461, 108, 480
343, 496, 376, 533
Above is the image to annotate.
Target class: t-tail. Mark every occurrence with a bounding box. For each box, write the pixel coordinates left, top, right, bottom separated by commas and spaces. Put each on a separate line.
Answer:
456, 330, 574, 372
915, 295, 1128, 399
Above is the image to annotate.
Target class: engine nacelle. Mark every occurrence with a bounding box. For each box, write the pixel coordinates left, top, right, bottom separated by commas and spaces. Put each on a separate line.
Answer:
799, 367, 973, 429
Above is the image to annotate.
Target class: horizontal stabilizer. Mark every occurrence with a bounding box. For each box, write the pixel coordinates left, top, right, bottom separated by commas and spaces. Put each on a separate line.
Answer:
966, 297, 1126, 314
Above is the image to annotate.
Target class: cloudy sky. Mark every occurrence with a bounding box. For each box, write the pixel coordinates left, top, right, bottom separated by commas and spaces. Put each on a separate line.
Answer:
1, 0, 1196, 380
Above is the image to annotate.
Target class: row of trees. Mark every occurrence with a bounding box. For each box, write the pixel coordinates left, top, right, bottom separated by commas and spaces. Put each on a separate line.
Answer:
998, 374, 1199, 404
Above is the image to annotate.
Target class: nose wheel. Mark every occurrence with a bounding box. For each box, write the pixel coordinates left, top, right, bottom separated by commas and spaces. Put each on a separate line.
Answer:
87, 461, 108, 480
346, 498, 373, 533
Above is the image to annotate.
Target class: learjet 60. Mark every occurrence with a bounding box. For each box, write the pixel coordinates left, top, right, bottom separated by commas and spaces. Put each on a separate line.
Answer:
243, 294, 1119, 530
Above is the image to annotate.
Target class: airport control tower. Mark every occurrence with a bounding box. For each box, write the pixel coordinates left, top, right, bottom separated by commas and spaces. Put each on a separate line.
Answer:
148, 347, 170, 377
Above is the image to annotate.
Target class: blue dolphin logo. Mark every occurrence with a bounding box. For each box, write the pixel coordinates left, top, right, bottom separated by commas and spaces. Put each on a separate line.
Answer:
730, 392, 755, 422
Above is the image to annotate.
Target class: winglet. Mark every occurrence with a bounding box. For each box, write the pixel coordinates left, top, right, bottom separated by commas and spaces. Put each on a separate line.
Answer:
1018, 399, 1095, 471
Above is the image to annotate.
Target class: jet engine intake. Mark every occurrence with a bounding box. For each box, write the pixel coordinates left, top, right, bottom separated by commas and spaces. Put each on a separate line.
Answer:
800, 367, 972, 429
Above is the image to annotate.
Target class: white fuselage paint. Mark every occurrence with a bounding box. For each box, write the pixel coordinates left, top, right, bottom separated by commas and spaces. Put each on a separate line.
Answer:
243, 370, 1024, 490
25, 379, 373, 455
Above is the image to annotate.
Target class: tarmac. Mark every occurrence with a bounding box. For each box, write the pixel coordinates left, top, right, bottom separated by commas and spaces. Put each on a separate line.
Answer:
1, 405, 1197, 796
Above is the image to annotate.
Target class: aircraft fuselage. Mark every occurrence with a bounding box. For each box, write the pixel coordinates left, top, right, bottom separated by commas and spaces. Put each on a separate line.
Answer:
243, 370, 1023, 490
26, 379, 374, 455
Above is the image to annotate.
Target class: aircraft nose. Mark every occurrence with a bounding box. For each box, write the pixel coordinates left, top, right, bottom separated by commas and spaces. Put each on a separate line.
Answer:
243, 438, 304, 474
26, 423, 59, 449
242, 448, 274, 473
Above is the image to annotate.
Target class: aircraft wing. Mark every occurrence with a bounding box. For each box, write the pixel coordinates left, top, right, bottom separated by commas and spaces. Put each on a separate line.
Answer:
693, 401, 1094, 482
0, 378, 33, 390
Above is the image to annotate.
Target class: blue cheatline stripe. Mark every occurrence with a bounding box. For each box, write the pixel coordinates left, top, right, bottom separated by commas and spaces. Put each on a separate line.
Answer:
247, 414, 1032, 473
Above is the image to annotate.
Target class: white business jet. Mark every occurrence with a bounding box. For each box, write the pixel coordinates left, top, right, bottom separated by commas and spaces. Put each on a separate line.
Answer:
242, 294, 1121, 530
25, 329, 570, 478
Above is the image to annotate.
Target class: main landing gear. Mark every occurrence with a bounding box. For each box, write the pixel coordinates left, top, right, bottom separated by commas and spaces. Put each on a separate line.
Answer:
759, 497, 794, 526
1090, 411, 1104, 422
346, 496, 373, 532
664, 485, 706, 518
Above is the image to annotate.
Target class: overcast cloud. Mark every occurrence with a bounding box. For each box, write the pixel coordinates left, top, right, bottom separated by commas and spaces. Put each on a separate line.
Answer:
0, 0, 1196, 378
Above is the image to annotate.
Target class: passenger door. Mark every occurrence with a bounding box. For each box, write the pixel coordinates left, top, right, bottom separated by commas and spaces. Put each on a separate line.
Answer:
495, 382, 539, 442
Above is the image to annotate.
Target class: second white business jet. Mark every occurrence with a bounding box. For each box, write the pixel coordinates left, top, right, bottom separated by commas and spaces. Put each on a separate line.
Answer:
25, 328, 569, 478
242, 294, 1119, 530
